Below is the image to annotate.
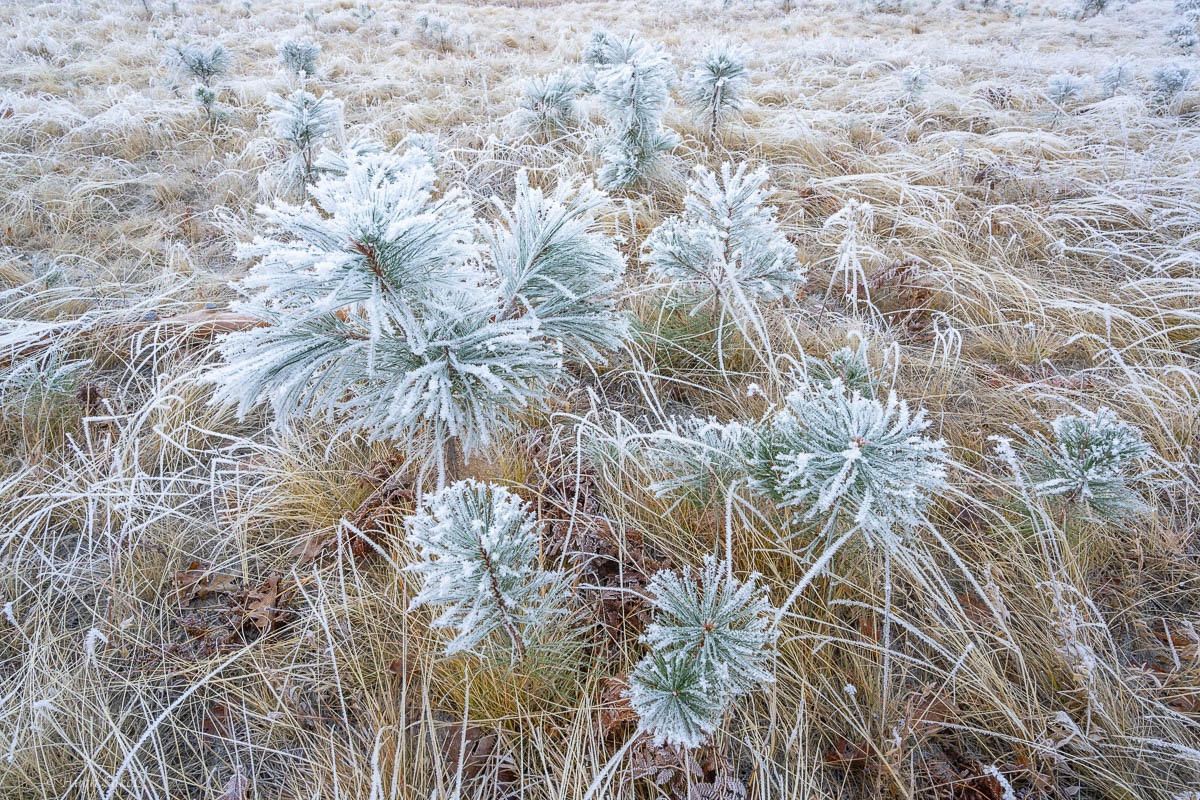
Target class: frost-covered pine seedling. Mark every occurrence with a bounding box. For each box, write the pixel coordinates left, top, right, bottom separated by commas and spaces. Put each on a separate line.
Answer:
628, 652, 725, 750
208, 149, 626, 476
1046, 73, 1087, 113
592, 38, 679, 190
754, 379, 949, 540
485, 171, 627, 361
1167, 21, 1199, 51
1151, 63, 1194, 112
1020, 408, 1151, 519
516, 72, 579, 139
192, 83, 221, 127
629, 556, 778, 749
268, 89, 343, 197
405, 480, 567, 659
899, 64, 930, 105
278, 38, 320, 80
1098, 60, 1133, 98
805, 337, 881, 398
683, 48, 749, 139
643, 162, 803, 315
1075, 0, 1113, 18
174, 42, 231, 86
583, 30, 632, 68
415, 13, 455, 52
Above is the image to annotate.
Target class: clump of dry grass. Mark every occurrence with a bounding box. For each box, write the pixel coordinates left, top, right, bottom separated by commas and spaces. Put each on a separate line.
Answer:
1, 0, 1199, 798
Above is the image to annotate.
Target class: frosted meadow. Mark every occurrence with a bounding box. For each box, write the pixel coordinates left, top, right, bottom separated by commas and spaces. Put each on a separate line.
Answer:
1, 0, 1199, 798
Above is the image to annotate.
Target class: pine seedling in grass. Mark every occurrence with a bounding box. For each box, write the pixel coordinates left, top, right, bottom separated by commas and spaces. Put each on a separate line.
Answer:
278, 38, 320, 82
899, 64, 930, 105
1151, 63, 1193, 113
1098, 60, 1133, 98
578, 30, 636, 94
415, 13, 456, 52
683, 48, 749, 139
643, 162, 803, 317
405, 480, 568, 660
485, 171, 627, 362
1018, 408, 1151, 520
1167, 21, 1199, 52
1046, 73, 1088, 118
628, 652, 726, 750
805, 337, 881, 398
268, 89, 343, 198
208, 150, 627, 480
629, 555, 778, 749
516, 72, 579, 140
583, 30, 632, 69
592, 38, 679, 191
753, 379, 949, 542
173, 42, 230, 87
192, 83, 222, 129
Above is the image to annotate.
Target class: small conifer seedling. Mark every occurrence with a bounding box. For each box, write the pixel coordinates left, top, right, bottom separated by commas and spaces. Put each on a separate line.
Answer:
1019, 408, 1151, 520
683, 48, 749, 139
644, 162, 803, 317
405, 480, 568, 659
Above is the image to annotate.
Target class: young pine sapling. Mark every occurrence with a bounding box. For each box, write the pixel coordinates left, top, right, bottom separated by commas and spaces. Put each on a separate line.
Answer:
592, 37, 679, 190
682, 48, 749, 140
405, 480, 569, 660
643, 162, 803, 319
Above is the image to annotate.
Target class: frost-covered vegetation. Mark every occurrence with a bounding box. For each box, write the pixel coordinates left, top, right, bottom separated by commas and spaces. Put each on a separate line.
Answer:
2, 0, 1200, 798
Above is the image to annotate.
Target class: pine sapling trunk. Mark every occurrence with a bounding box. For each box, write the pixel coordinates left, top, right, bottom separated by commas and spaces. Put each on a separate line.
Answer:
441, 435, 462, 488
474, 533, 527, 661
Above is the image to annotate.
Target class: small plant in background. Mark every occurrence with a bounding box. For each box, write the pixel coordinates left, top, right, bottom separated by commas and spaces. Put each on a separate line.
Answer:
805, 336, 882, 398
591, 37, 679, 190
352, 1, 376, 23
628, 555, 778, 748
1046, 73, 1088, 118
1097, 60, 1133, 98
683, 48, 749, 139
753, 378, 949, 541
172, 42, 231, 126
278, 38, 320, 82
415, 13, 456, 52
173, 42, 231, 87
516, 71, 579, 140
268, 89, 343, 198
1150, 62, 1193, 113
1075, 0, 1113, 19
192, 83, 222, 128
1017, 408, 1151, 520
405, 480, 569, 660
643, 162, 803, 317
1166, 21, 1199, 52
899, 64, 930, 105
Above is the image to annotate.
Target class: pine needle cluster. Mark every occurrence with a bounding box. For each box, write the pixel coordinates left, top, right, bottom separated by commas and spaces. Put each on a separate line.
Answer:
628, 556, 778, 749
405, 480, 568, 659
643, 162, 803, 316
